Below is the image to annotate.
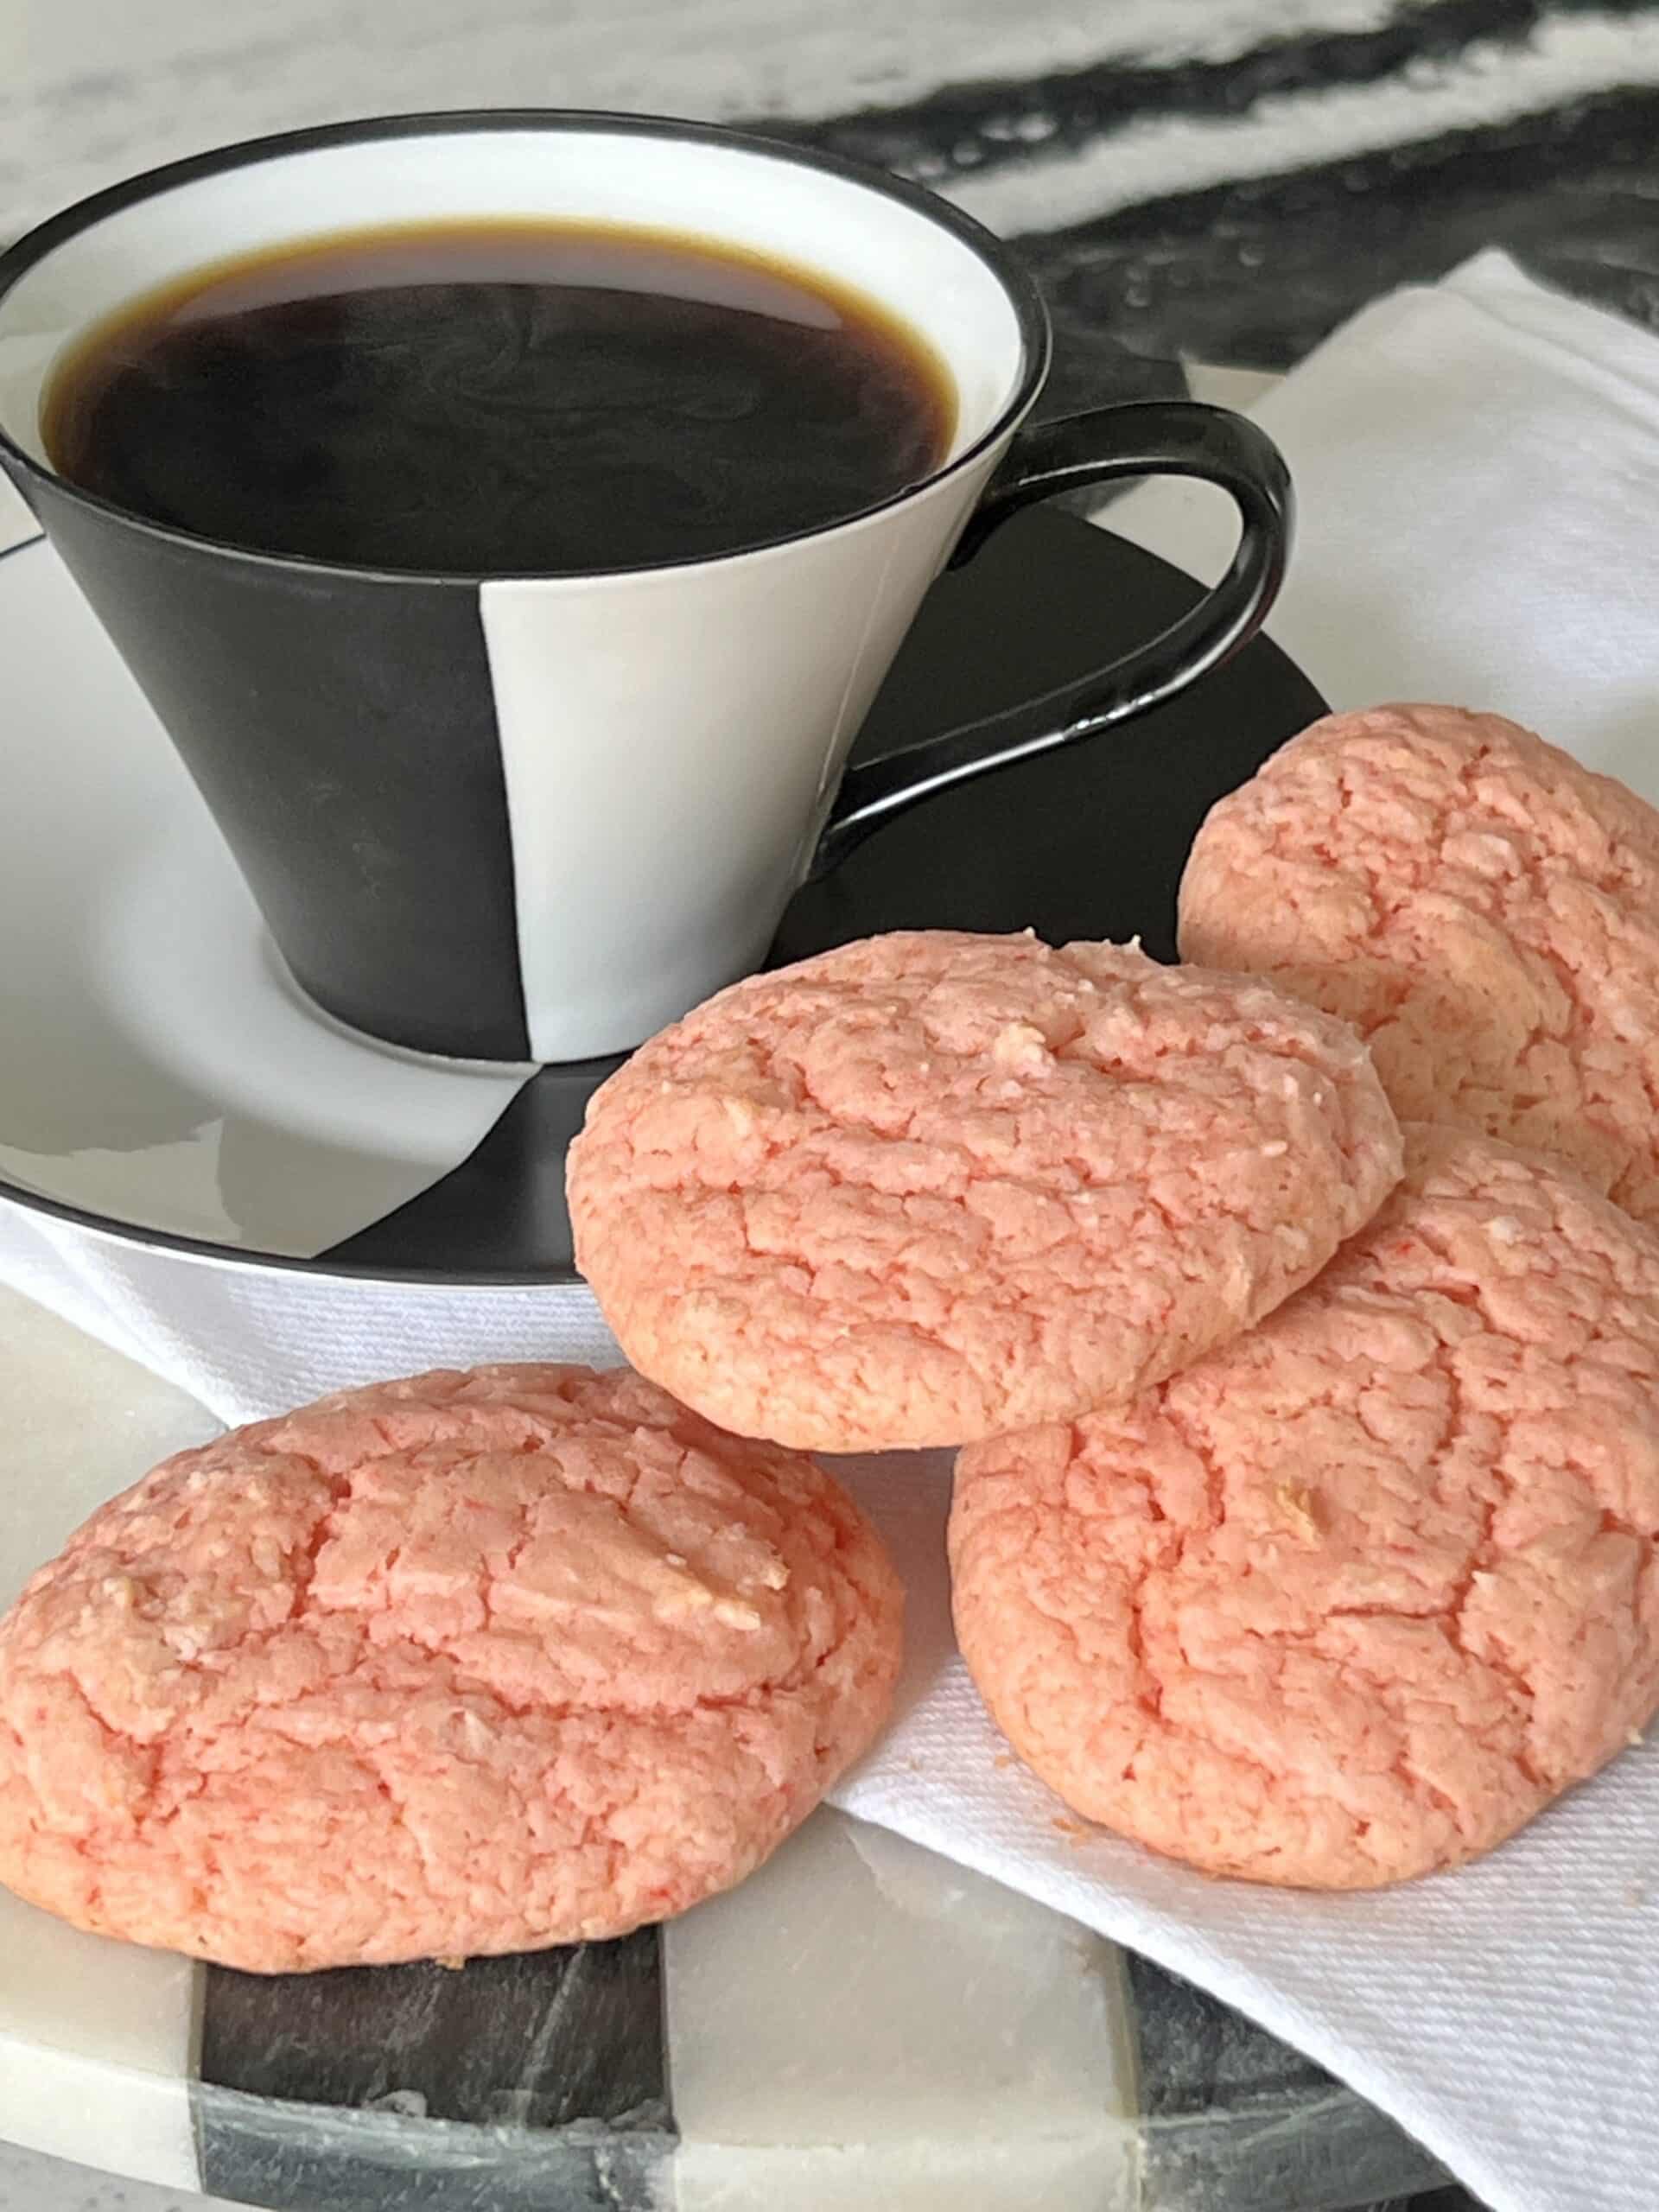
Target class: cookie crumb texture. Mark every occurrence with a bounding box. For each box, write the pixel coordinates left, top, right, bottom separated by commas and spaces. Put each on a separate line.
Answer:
569, 931, 1403, 1451
1179, 703, 1659, 1224
951, 1127, 1659, 1887
0, 1365, 901, 1971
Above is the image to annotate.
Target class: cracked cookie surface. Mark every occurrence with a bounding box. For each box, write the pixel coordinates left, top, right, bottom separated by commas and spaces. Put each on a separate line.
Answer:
950, 1125, 1659, 1887
1179, 702, 1659, 1224
568, 931, 1403, 1452
0, 1363, 902, 1970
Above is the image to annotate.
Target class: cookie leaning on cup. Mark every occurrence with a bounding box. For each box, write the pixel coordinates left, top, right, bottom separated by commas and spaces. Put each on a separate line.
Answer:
568, 929, 1404, 1452
951, 1123, 1659, 1888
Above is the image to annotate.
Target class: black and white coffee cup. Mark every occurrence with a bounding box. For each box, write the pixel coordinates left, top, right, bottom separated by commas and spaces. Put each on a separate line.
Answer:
0, 111, 1292, 1064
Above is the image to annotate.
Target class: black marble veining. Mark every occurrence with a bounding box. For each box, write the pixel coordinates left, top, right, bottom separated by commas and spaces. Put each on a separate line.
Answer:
198, 1932, 671, 2209
771, 3, 1659, 406
1127, 1954, 1449, 2212
790, 0, 1649, 191
1023, 85, 1659, 376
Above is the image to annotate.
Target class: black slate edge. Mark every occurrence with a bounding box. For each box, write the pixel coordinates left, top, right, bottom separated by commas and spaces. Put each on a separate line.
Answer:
196, 1929, 672, 2212
1126, 1953, 1452, 2212
1393, 2191, 1492, 2211
194, 2092, 671, 2212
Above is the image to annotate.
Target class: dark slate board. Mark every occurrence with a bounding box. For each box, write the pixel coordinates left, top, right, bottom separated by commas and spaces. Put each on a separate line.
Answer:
197, 1930, 671, 2210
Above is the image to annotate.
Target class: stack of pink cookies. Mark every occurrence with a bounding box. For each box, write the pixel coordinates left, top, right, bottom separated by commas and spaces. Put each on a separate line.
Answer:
7, 704, 1659, 1980
569, 705, 1659, 1894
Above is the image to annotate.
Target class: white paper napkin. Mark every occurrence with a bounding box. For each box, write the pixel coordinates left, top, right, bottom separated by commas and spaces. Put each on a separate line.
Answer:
7, 251, 1659, 2212
1113, 247, 1659, 807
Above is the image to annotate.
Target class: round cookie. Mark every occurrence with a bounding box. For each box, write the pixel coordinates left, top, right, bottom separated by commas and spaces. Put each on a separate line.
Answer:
950, 1124, 1659, 1888
568, 930, 1403, 1452
1179, 702, 1659, 1224
0, 1363, 902, 1972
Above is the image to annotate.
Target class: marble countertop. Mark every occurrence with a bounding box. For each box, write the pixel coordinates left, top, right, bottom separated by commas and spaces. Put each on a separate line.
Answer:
10, 5, 1657, 2209
21, 0, 1554, 228
14, 0, 1659, 408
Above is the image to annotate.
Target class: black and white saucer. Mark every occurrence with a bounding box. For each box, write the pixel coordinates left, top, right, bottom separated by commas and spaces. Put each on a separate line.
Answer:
0, 487, 1323, 1284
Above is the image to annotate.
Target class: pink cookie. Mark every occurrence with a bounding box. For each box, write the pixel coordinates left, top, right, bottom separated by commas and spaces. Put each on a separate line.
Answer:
0, 1364, 902, 1971
951, 1124, 1659, 1888
568, 931, 1402, 1452
1179, 702, 1659, 1224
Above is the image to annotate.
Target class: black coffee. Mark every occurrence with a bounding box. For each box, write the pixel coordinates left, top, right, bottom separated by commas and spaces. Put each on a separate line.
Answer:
42, 219, 957, 573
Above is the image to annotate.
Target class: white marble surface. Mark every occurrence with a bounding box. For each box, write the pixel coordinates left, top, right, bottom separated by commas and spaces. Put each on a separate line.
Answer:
0, 0, 1409, 239
0, 1290, 221, 2209
0, 2138, 242, 2212
12, 0, 1659, 261
668, 1810, 1135, 2211
0, 474, 31, 552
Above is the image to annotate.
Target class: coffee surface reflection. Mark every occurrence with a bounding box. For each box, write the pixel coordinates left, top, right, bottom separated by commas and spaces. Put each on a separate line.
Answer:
42, 218, 957, 573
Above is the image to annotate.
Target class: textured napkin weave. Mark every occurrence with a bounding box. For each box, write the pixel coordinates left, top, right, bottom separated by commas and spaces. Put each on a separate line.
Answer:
7, 252, 1659, 2212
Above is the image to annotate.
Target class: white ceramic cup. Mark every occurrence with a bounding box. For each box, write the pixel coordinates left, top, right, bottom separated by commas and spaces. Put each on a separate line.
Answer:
0, 112, 1291, 1063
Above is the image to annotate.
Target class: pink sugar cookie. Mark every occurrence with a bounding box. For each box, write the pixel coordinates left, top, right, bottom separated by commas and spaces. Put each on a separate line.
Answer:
0, 1363, 902, 1972
567, 930, 1403, 1452
1179, 702, 1659, 1224
951, 1124, 1659, 1888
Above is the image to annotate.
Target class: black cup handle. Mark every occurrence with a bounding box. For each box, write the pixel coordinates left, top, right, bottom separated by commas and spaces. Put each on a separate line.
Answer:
808, 400, 1292, 880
